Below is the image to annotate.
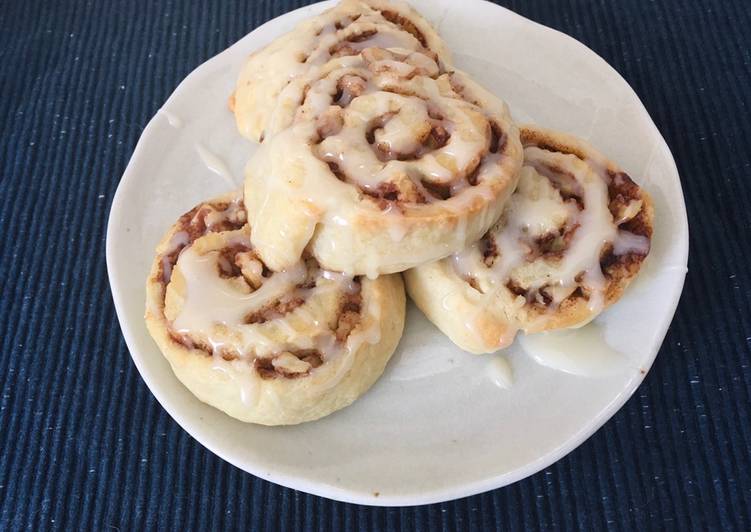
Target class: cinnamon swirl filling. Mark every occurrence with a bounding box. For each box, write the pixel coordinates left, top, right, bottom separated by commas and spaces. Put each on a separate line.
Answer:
152, 197, 375, 381
404, 125, 653, 354
232, 0, 453, 142
451, 126, 653, 331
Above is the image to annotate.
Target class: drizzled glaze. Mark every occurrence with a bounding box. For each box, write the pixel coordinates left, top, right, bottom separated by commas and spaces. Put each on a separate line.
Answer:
233, 0, 453, 142
154, 203, 386, 402
244, 54, 522, 275
441, 128, 653, 350
196, 144, 237, 188
486, 355, 513, 388
519, 323, 632, 377
171, 244, 309, 346
315, 90, 487, 193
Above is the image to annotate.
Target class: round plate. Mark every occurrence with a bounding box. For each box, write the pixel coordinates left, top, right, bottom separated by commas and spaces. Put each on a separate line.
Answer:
106, 0, 688, 506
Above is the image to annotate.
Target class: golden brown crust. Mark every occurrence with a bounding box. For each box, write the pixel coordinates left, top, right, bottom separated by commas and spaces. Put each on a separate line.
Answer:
405, 125, 654, 353
145, 192, 406, 425
511, 127, 654, 331
232, 0, 453, 142
244, 66, 523, 276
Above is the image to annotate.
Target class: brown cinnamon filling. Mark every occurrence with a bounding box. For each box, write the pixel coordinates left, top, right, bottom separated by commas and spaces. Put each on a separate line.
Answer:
315, 88, 511, 208
599, 242, 647, 281
335, 279, 363, 341
601, 171, 651, 281
255, 350, 324, 380
378, 10, 428, 47
306, 19, 517, 204
375, 181, 401, 201
531, 162, 585, 210
157, 200, 246, 284
316, 14, 363, 36
363, 112, 463, 202
169, 330, 329, 380
426, 124, 451, 150
365, 112, 396, 145
316, 111, 345, 141
162, 217, 365, 380
244, 297, 306, 325
506, 280, 583, 310
334, 14, 360, 31
326, 161, 347, 181
506, 280, 555, 309
333, 74, 367, 107
347, 29, 378, 43
216, 244, 252, 278
243, 258, 322, 324
329, 30, 377, 57
527, 223, 580, 261
367, 115, 451, 163
169, 331, 228, 359
158, 200, 331, 380
466, 146, 651, 308
447, 74, 489, 110
480, 235, 498, 267
489, 122, 505, 154
420, 179, 451, 200
607, 171, 652, 237
181, 201, 246, 239
361, 182, 411, 209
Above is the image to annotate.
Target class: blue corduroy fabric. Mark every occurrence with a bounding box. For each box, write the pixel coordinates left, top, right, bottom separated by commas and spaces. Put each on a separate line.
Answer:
1, 0, 750, 529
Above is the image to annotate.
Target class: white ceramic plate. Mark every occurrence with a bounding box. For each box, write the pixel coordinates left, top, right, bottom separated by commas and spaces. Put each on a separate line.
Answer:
106, 0, 688, 506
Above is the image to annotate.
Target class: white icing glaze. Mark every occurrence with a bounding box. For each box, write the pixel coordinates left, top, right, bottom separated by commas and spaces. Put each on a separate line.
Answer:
161, 231, 190, 282
614, 230, 651, 256
274, 49, 494, 200
166, 231, 190, 252
305, 26, 423, 68
614, 199, 643, 224
211, 356, 260, 406
163, 225, 383, 399
233, 0, 455, 144
382, 203, 409, 242
347, 30, 420, 53
511, 167, 579, 237
447, 141, 649, 342
295, 279, 382, 392
252, 71, 507, 272
522, 150, 616, 297
196, 144, 237, 188
321, 270, 360, 292
486, 355, 513, 388
240, 8, 523, 277
172, 246, 307, 342
519, 322, 632, 377
204, 200, 244, 229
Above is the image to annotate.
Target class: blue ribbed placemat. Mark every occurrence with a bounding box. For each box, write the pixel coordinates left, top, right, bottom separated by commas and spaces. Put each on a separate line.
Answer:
1, 0, 750, 529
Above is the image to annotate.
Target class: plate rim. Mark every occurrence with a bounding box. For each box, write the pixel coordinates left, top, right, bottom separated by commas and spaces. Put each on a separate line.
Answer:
106, 0, 689, 506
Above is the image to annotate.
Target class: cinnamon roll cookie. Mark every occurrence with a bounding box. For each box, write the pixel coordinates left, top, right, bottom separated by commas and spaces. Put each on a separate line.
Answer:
145, 192, 405, 425
231, 0, 452, 141
404, 125, 654, 354
244, 63, 523, 276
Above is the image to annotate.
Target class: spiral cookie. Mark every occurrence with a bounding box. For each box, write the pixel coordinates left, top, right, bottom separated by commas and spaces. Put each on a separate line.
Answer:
145, 192, 406, 425
244, 62, 523, 276
404, 125, 654, 354
231, 0, 452, 142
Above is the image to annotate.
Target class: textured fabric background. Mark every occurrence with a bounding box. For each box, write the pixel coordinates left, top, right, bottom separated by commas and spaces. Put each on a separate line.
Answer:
1, 0, 749, 530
